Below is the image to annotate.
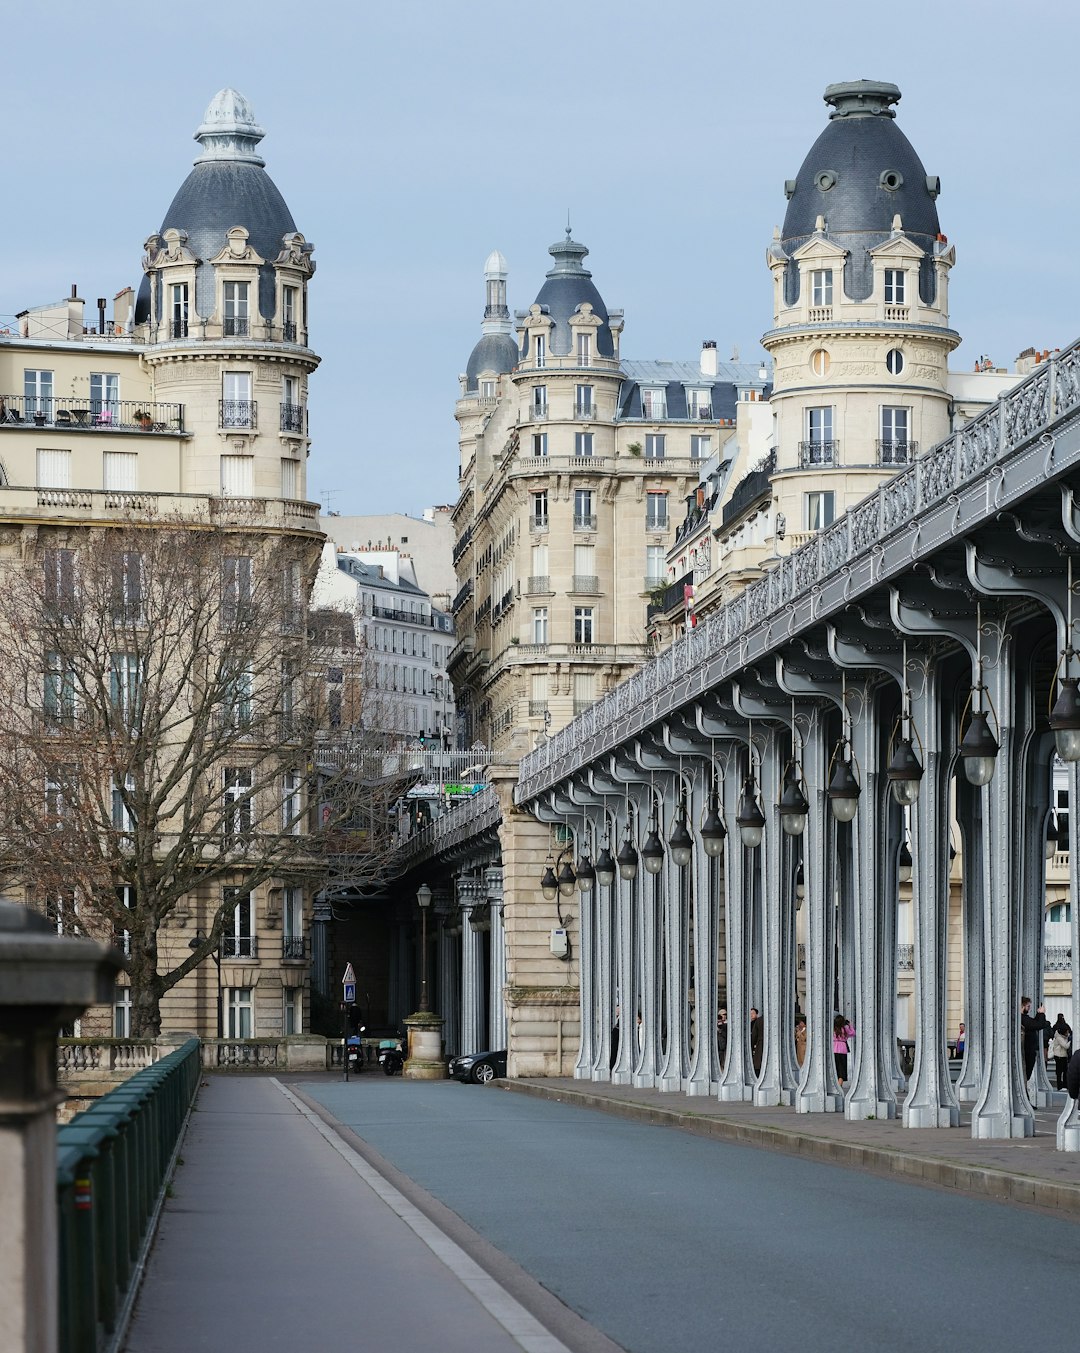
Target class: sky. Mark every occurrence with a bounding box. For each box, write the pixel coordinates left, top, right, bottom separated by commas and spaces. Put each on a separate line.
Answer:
2, 0, 1078, 515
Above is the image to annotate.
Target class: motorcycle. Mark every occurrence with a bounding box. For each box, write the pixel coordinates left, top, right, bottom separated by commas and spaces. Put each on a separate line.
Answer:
346, 1025, 366, 1076
378, 1037, 404, 1076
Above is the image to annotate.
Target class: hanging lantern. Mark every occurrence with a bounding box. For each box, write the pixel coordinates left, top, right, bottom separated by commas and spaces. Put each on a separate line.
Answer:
557, 859, 577, 897
540, 862, 558, 901
1050, 676, 1080, 762
886, 736, 923, 805
736, 776, 766, 848
617, 825, 639, 881
595, 845, 616, 887
575, 850, 595, 893
700, 792, 726, 858
959, 708, 998, 786
641, 814, 665, 875
778, 767, 810, 837
898, 838, 913, 883
668, 802, 693, 868
827, 753, 861, 822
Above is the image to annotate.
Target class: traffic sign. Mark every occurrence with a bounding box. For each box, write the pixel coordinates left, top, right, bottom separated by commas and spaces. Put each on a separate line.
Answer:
343, 981, 356, 1004
342, 963, 356, 985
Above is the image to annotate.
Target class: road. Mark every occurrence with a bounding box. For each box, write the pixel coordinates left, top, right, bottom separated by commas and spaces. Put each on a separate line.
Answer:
298, 1074, 1079, 1353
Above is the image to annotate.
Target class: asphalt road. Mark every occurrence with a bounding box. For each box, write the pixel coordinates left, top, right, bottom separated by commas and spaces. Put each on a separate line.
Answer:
299, 1074, 1080, 1353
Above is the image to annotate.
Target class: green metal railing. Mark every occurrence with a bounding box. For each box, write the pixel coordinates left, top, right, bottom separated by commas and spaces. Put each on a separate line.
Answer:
56, 1038, 200, 1353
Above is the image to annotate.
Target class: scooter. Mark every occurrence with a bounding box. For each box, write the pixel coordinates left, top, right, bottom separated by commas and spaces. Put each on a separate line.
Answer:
346, 1026, 366, 1076
378, 1037, 404, 1075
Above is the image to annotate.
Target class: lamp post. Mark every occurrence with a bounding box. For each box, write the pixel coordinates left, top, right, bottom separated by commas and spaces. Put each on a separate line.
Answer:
416, 882, 432, 1012
188, 929, 222, 1039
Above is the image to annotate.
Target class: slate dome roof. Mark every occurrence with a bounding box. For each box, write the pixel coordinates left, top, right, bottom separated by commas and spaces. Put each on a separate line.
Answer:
135, 90, 299, 325
781, 80, 941, 304
522, 232, 615, 360
465, 333, 520, 390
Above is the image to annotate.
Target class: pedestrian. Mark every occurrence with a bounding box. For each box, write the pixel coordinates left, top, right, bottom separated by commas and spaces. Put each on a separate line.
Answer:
1049, 1012, 1072, 1091
610, 1004, 620, 1071
750, 1007, 763, 1075
1020, 996, 1051, 1081
716, 1007, 728, 1067
794, 1015, 807, 1067
833, 1013, 854, 1085
1067, 1046, 1080, 1102
954, 1022, 966, 1058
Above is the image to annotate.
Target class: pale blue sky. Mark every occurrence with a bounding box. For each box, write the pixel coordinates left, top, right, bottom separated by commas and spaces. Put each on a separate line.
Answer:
2, 0, 1075, 513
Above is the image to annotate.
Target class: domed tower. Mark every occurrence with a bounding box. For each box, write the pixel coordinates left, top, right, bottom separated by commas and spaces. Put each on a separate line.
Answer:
761, 80, 957, 542
464, 250, 519, 396
136, 89, 318, 502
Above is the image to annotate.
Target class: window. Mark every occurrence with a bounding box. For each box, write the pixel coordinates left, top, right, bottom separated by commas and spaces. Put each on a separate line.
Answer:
810, 269, 833, 307
45, 767, 74, 827
479, 379, 496, 398
810, 349, 831, 377
171, 283, 189, 338
573, 488, 594, 528
222, 556, 253, 627
282, 771, 302, 834
282, 285, 298, 342
223, 281, 250, 336
575, 431, 594, 458
225, 987, 253, 1038
530, 543, 548, 585
44, 548, 76, 618
884, 270, 906, 305
532, 432, 547, 458
534, 334, 546, 369
113, 986, 132, 1038
44, 651, 76, 726
280, 375, 303, 432
532, 607, 549, 644
886, 348, 905, 376
24, 369, 53, 419
577, 332, 591, 366
645, 434, 666, 459
221, 371, 253, 428
283, 987, 301, 1034
281, 458, 298, 499
114, 885, 133, 956
111, 774, 135, 834
224, 771, 253, 848
223, 890, 254, 957
110, 550, 143, 624
283, 887, 304, 959
110, 652, 141, 725
37, 448, 71, 489
804, 407, 835, 464
574, 607, 594, 644
646, 492, 668, 529
1056, 787, 1070, 852
46, 889, 78, 935
573, 671, 595, 713
646, 545, 666, 585
641, 387, 667, 419
575, 384, 593, 416
686, 389, 712, 418
805, 491, 835, 531
1049, 903, 1072, 924
532, 490, 548, 527
530, 672, 547, 716
690, 435, 711, 460
880, 406, 910, 463
90, 373, 119, 422
532, 384, 548, 415
226, 669, 253, 728
103, 452, 137, 492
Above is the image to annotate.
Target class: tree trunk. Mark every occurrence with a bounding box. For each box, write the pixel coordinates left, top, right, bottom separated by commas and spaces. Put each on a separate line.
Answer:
129, 938, 165, 1038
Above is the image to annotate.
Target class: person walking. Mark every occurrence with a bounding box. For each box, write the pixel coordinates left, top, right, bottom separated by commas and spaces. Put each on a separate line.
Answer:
716, 1007, 728, 1068
794, 1015, 807, 1068
954, 1022, 966, 1058
833, 1013, 854, 1086
1049, 1012, 1072, 1091
750, 1007, 763, 1076
1020, 997, 1051, 1081
1067, 1046, 1080, 1102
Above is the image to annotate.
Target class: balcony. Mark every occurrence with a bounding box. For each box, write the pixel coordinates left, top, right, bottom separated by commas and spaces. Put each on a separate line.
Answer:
282, 936, 306, 960
528, 700, 548, 717
884, 305, 910, 323
282, 320, 298, 343
807, 307, 833, 323
223, 317, 250, 337
722, 450, 775, 526
799, 439, 839, 468
220, 399, 257, 430
221, 935, 257, 959
452, 525, 474, 564
877, 438, 918, 466
530, 515, 549, 531
526, 576, 551, 594
573, 699, 594, 715
529, 404, 549, 421
571, 575, 599, 594
645, 515, 668, 531
574, 404, 597, 420
573, 514, 597, 530
280, 403, 305, 434
0, 396, 185, 433
170, 320, 189, 339
451, 579, 474, 613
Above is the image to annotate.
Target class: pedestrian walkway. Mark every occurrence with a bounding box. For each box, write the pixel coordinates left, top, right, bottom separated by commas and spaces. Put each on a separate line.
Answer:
122, 1076, 580, 1353
502, 1077, 1080, 1214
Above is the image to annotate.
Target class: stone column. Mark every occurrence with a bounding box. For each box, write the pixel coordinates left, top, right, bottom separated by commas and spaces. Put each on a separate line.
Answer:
459, 876, 485, 1054
310, 891, 331, 997
0, 902, 121, 1353
486, 867, 507, 1050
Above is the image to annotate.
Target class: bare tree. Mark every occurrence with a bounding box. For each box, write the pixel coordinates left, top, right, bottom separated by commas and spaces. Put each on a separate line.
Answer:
0, 521, 408, 1035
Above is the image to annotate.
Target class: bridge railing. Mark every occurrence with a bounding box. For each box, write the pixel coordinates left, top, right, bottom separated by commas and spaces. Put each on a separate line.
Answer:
55, 1038, 200, 1353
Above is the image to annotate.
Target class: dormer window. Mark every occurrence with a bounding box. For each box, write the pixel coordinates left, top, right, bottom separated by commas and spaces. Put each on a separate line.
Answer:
480, 380, 496, 398
811, 269, 833, 307
534, 334, 546, 369
641, 387, 667, 420
686, 389, 712, 418
223, 281, 249, 337
171, 283, 189, 339
282, 286, 298, 342
577, 332, 591, 367
884, 270, 906, 305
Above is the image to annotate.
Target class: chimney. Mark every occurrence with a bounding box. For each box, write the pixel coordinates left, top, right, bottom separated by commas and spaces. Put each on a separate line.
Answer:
700, 340, 718, 378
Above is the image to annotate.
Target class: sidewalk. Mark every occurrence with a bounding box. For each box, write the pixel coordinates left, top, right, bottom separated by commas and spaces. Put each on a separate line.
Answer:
499, 1076, 1080, 1215
123, 1076, 577, 1353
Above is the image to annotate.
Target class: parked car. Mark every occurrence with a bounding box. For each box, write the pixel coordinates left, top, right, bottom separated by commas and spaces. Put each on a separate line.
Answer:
448, 1049, 507, 1084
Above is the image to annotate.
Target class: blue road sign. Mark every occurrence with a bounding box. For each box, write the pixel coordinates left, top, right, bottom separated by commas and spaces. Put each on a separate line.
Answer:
343, 981, 356, 1004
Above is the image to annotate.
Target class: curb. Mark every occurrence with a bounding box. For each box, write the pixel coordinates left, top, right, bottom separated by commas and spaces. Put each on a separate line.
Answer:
496, 1079, 1080, 1217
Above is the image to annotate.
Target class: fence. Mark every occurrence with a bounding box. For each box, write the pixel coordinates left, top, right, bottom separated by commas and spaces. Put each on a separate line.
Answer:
55, 1038, 200, 1353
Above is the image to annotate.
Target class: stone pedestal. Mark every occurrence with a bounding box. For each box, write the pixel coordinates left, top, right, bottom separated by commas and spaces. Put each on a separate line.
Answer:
285, 1035, 331, 1070
0, 902, 122, 1353
403, 1011, 447, 1079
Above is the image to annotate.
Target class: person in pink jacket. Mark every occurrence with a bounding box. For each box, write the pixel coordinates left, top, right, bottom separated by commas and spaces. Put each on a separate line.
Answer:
833, 1014, 855, 1085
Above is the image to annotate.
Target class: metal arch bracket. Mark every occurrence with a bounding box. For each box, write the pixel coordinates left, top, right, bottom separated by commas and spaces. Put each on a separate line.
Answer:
1041, 430, 1056, 476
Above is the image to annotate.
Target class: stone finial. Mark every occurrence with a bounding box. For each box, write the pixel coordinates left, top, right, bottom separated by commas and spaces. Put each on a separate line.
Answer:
193, 88, 266, 167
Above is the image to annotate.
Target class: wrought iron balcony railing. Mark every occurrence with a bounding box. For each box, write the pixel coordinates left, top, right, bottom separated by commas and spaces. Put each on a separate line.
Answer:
572, 575, 600, 594
877, 438, 918, 466
221, 935, 257, 958
799, 440, 839, 467
530, 515, 549, 531
219, 400, 257, 429
573, 514, 597, 530
528, 700, 548, 717
170, 319, 189, 339
0, 395, 185, 433
282, 320, 298, 343
282, 936, 305, 960
223, 317, 250, 337
280, 403, 305, 433
526, 576, 551, 593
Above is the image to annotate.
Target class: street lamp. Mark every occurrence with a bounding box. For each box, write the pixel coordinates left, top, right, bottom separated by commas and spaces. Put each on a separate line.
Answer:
540, 860, 559, 901
886, 735, 923, 805
416, 882, 432, 1012
641, 811, 665, 875
187, 929, 222, 1039
778, 764, 809, 837
595, 842, 617, 888
736, 774, 766, 848
668, 797, 693, 868
898, 838, 913, 883
958, 708, 999, 785
617, 823, 639, 881
700, 785, 726, 858
1050, 676, 1080, 761
575, 847, 595, 893
827, 748, 861, 822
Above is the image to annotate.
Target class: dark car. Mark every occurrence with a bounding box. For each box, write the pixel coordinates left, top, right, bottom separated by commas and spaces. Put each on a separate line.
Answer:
448, 1049, 507, 1084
